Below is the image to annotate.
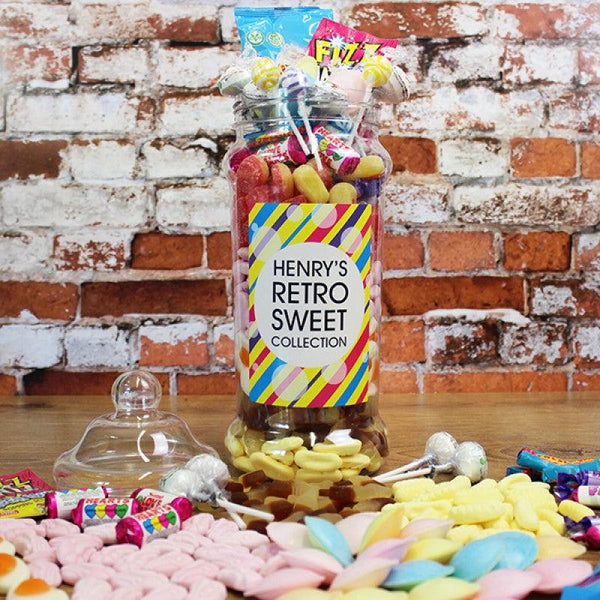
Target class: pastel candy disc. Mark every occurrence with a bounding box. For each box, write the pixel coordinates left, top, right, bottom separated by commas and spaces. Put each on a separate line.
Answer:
407, 577, 480, 600
477, 568, 542, 599
490, 531, 538, 570
449, 536, 503, 582
529, 558, 593, 594
304, 516, 353, 567
383, 560, 454, 591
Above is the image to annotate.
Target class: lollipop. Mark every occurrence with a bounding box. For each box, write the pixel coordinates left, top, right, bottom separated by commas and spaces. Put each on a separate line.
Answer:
373, 64, 410, 104
251, 57, 281, 92
374, 432, 458, 483
347, 53, 392, 148
217, 65, 252, 97
280, 66, 322, 169
376, 441, 488, 484
160, 453, 274, 528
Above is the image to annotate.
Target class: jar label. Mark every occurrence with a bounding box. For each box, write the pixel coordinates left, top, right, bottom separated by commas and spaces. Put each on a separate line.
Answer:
248, 202, 371, 407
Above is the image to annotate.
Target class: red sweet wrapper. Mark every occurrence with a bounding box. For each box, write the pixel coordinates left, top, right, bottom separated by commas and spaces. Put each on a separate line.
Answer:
0, 469, 53, 519
307, 18, 398, 70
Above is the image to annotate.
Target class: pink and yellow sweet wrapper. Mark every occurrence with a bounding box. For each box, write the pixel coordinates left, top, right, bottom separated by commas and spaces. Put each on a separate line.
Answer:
0, 469, 53, 518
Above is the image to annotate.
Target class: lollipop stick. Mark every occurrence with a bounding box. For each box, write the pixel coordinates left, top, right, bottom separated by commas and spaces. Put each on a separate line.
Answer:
298, 102, 322, 170
223, 505, 247, 530
376, 465, 433, 484
216, 495, 275, 522
373, 456, 430, 482
283, 106, 310, 156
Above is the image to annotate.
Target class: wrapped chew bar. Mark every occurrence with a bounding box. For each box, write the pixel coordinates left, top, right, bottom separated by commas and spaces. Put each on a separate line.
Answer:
220, 10, 409, 481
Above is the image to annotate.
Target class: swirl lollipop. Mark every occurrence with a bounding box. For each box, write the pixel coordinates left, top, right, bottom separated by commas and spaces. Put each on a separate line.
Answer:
252, 57, 281, 92
347, 53, 392, 148
374, 432, 458, 483
280, 66, 322, 169
376, 441, 488, 484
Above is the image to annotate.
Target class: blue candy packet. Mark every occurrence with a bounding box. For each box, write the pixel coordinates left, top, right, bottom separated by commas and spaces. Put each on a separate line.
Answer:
234, 7, 333, 59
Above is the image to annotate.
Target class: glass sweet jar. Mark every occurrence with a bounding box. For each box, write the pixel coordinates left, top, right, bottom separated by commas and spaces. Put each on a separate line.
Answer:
222, 85, 392, 481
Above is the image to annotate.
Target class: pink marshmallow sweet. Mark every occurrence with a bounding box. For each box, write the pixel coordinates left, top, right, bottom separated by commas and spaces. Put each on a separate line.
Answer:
142, 583, 188, 600
244, 567, 324, 600
27, 560, 62, 588
167, 531, 201, 554
109, 570, 169, 591
207, 518, 239, 540
220, 530, 270, 550
61, 562, 116, 585
188, 578, 228, 600
110, 587, 144, 600
181, 513, 214, 535
280, 548, 343, 584
261, 554, 288, 577
89, 544, 139, 567
72, 576, 113, 600
43, 519, 81, 539
143, 550, 194, 577
84, 523, 117, 544
218, 567, 264, 593
170, 560, 221, 588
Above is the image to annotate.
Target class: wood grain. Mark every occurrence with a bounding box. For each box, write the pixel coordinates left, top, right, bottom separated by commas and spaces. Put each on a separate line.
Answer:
1, 391, 599, 599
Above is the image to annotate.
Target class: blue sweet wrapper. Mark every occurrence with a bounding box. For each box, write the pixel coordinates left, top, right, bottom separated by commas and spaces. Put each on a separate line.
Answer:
516, 446, 600, 483
561, 564, 600, 599
235, 7, 334, 60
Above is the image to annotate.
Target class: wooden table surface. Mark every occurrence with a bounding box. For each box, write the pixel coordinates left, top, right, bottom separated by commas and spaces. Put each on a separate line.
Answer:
1, 391, 599, 599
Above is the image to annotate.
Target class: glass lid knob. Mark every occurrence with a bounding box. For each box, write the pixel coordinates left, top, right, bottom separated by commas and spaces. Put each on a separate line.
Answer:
111, 370, 162, 413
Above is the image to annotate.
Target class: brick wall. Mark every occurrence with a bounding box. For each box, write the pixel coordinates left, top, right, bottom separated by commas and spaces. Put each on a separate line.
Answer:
0, 0, 598, 396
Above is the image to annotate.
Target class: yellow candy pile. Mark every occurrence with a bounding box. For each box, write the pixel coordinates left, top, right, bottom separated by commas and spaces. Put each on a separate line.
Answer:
391, 473, 571, 546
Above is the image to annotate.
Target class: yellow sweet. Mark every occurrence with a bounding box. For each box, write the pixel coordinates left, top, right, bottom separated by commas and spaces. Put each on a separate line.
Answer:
404, 538, 461, 564
252, 57, 280, 91
359, 504, 405, 551
278, 590, 342, 600
341, 469, 361, 479
446, 525, 482, 545
537, 521, 560, 537
408, 577, 479, 600
393, 479, 436, 502
362, 54, 392, 87
538, 508, 566, 535
558, 499, 595, 522
341, 454, 371, 470
232, 455, 254, 472
262, 448, 295, 466
295, 56, 320, 80
449, 502, 504, 525
497, 472, 532, 492
292, 164, 329, 203
295, 448, 343, 471
249, 451, 296, 481
471, 478, 499, 490
536, 535, 586, 560
329, 182, 358, 204
225, 431, 244, 458
344, 589, 408, 600
514, 497, 540, 532
313, 439, 362, 456
482, 518, 511, 530
262, 436, 304, 452
453, 487, 503, 505
505, 488, 556, 510
403, 500, 452, 521
296, 468, 343, 483
344, 155, 385, 181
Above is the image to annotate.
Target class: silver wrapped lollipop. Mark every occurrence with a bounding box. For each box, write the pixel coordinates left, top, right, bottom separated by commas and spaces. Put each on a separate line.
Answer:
374, 431, 458, 483
376, 441, 488, 484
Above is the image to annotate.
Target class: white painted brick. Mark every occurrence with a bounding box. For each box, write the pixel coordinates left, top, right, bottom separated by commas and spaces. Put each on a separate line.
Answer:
1, 182, 152, 228
156, 179, 230, 232
531, 285, 577, 316
500, 322, 567, 365
156, 47, 236, 88
452, 184, 600, 227
140, 321, 208, 344
219, 7, 238, 44
575, 324, 600, 364
7, 93, 138, 133
0, 4, 72, 42
439, 139, 507, 177
499, 90, 545, 135
79, 46, 148, 84
159, 94, 234, 136
54, 230, 131, 271
0, 232, 52, 273
384, 180, 451, 225
142, 141, 213, 179
550, 92, 600, 131
68, 140, 137, 181
429, 42, 503, 83
580, 49, 600, 85
65, 326, 131, 367
504, 45, 577, 85
0, 325, 63, 368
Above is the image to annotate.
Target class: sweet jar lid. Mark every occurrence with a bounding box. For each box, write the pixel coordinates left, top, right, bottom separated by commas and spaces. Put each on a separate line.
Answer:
53, 370, 216, 494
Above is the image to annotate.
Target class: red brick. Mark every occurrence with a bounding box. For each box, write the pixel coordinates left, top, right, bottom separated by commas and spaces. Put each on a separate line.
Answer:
0, 4, 71, 39
380, 370, 419, 393
0, 282, 77, 320
207, 232, 232, 270
582, 142, 600, 179
140, 324, 209, 367
81, 280, 227, 317
511, 138, 576, 178
3, 45, 70, 82
494, 4, 600, 39
574, 233, 600, 271
131, 233, 203, 270
177, 372, 236, 395
54, 234, 126, 271
503, 232, 571, 272
531, 279, 600, 317
381, 320, 426, 363
382, 232, 424, 271
0, 375, 17, 396
573, 372, 600, 392
580, 49, 600, 85
429, 232, 496, 272
428, 322, 498, 365
0, 140, 67, 180
382, 277, 524, 316
148, 13, 219, 43
23, 370, 169, 396
214, 325, 234, 367
381, 137, 437, 174
351, 3, 486, 39
424, 371, 567, 393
